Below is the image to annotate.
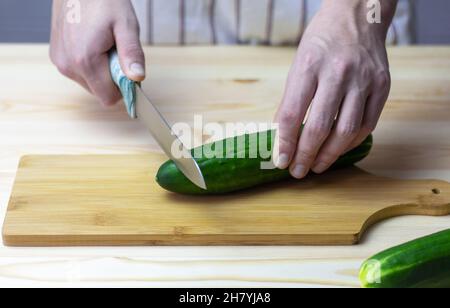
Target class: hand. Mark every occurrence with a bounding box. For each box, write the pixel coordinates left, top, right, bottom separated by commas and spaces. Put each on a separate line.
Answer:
50, 0, 145, 106
274, 0, 396, 178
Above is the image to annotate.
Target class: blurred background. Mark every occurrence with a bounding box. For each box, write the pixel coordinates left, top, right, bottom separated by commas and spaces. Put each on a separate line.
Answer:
0, 0, 449, 44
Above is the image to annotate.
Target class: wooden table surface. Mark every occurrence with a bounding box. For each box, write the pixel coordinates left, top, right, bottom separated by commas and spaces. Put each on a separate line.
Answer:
0, 45, 449, 288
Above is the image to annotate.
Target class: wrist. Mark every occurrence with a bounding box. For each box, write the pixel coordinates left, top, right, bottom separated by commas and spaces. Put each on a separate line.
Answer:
320, 0, 398, 41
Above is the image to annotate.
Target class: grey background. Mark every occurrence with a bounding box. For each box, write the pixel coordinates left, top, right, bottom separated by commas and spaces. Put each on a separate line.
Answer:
0, 0, 449, 44
0, 0, 53, 43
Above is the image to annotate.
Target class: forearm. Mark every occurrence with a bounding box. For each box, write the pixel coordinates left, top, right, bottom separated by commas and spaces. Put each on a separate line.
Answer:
52, 0, 64, 15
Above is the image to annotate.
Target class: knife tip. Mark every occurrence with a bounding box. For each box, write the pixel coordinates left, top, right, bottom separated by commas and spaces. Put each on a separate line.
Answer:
197, 178, 208, 191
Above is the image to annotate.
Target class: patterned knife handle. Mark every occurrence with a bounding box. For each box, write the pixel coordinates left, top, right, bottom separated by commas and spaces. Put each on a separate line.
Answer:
109, 49, 137, 118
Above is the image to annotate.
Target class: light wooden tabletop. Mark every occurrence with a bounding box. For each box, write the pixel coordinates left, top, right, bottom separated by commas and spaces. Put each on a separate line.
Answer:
0, 45, 449, 288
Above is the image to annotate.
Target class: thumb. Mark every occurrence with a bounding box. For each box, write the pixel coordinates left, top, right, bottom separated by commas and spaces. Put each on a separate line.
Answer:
113, 20, 146, 82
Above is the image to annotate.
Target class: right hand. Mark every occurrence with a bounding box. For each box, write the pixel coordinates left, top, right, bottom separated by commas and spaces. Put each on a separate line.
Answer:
50, 0, 145, 106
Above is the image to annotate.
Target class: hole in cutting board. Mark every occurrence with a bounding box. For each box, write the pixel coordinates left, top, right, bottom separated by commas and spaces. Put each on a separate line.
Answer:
432, 188, 441, 195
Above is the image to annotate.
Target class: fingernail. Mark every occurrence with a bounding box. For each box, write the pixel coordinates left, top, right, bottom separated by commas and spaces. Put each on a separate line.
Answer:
313, 162, 329, 174
130, 62, 145, 77
276, 154, 290, 169
292, 165, 307, 179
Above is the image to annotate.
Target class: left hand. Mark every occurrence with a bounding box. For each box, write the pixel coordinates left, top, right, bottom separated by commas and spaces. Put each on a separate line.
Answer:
274, 1, 393, 178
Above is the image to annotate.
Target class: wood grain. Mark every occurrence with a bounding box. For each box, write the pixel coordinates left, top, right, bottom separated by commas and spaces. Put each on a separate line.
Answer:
0, 45, 449, 286
3, 154, 449, 246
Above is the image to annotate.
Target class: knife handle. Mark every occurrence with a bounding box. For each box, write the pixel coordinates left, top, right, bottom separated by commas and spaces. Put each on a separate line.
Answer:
108, 49, 137, 118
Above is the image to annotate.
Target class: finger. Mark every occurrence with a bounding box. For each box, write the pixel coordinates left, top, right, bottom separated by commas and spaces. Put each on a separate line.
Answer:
50, 53, 92, 93
273, 72, 317, 169
78, 53, 122, 106
345, 93, 383, 152
312, 89, 367, 173
346, 74, 391, 152
289, 80, 344, 179
113, 18, 146, 82
60, 65, 92, 94
72, 75, 92, 94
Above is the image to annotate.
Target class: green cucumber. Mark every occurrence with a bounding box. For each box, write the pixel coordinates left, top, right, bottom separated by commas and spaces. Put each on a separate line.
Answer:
156, 130, 373, 195
360, 229, 450, 288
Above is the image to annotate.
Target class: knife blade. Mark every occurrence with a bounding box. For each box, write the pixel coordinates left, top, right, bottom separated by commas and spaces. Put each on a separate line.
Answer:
109, 50, 207, 190
135, 86, 207, 190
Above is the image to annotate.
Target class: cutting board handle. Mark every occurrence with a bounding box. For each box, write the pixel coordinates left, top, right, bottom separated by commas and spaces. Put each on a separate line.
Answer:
358, 176, 450, 242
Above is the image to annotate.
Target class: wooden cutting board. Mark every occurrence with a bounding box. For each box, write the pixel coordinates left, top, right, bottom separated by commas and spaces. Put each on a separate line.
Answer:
3, 155, 450, 247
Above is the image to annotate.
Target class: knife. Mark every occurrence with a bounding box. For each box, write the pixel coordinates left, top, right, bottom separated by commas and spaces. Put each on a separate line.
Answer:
109, 50, 207, 190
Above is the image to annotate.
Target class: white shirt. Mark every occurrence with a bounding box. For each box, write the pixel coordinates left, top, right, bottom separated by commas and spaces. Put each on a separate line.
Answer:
131, 0, 413, 45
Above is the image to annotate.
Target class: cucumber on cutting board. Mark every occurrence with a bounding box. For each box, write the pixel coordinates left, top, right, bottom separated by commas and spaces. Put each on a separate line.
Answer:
156, 130, 373, 195
360, 229, 450, 288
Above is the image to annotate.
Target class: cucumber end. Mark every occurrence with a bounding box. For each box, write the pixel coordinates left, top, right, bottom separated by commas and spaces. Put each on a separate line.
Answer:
359, 258, 383, 288
156, 160, 207, 195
